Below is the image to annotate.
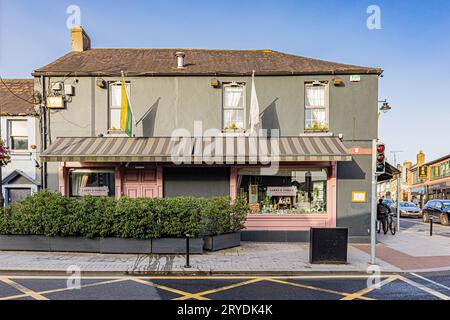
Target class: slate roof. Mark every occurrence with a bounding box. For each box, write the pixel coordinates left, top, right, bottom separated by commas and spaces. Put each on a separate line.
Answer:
33, 49, 382, 77
0, 79, 36, 116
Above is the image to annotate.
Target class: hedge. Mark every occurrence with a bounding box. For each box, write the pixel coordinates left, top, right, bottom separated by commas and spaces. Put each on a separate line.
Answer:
0, 190, 249, 239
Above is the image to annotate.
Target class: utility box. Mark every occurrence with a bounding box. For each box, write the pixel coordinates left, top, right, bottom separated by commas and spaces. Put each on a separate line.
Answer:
309, 228, 348, 264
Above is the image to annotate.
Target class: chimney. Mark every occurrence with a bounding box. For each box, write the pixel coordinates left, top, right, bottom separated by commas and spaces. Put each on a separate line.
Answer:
71, 26, 91, 52
175, 51, 185, 69
417, 151, 425, 166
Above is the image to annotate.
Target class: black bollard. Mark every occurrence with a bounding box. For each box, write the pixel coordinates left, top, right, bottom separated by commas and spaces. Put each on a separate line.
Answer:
430, 217, 433, 237
185, 234, 191, 268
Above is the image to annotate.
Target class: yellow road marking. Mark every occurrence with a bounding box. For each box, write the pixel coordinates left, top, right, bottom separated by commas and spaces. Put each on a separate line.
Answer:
174, 278, 264, 300
0, 277, 48, 301
340, 276, 399, 300
397, 275, 450, 300
0, 278, 129, 301
127, 277, 209, 300
265, 278, 373, 300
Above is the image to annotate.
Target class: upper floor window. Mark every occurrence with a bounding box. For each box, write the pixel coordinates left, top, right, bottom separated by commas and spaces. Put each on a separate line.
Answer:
8, 120, 28, 151
305, 83, 329, 132
223, 85, 246, 131
109, 82, 130, 132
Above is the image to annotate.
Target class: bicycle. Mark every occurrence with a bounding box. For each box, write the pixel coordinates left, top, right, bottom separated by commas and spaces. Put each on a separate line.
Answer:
377, 213, 397, 235
387, 213, 397, 235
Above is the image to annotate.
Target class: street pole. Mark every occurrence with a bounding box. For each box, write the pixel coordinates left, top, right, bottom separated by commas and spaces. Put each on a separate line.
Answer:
370, 138, 377, 265
396, 176, 401, 232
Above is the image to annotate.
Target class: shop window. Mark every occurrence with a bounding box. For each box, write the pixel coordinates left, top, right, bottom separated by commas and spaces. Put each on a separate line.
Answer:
70, 169, 115, 197
305, 84, 329, 132
223, 85, 245, 131
8, 120, 28, 151
238, 168, 328, 214
109, 82, 130, 132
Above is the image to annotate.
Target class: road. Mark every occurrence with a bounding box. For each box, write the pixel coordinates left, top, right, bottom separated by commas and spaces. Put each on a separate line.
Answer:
0, 272, 449, 300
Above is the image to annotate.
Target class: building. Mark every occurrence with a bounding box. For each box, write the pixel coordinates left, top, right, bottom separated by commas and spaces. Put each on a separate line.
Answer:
0, 79, 40, 205
405, 151, 450, 207
34, 27, 383, 242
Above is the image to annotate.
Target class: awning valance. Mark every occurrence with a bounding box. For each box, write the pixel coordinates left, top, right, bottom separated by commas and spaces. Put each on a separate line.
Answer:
41, 136, 352, 163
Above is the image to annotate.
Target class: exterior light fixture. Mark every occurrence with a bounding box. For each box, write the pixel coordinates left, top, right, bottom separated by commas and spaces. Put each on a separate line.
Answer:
211, 78, 220, 88
379, 101, 391, 113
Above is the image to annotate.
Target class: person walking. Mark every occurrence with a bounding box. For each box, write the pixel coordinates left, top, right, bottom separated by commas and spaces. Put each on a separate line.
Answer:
377, 199, 391, 234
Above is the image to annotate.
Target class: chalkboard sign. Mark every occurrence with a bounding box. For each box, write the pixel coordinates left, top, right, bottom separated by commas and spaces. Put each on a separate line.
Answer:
310, 228, 348, 264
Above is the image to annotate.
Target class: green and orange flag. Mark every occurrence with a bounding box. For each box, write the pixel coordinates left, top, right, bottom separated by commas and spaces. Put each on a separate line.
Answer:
120, 72, 134, 137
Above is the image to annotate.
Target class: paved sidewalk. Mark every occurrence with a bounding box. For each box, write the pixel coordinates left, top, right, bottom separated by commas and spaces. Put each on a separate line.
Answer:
0, 242, 399, 274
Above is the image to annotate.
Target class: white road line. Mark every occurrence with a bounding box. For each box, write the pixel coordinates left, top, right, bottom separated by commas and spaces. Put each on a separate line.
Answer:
398, 276, 450, 300
411, 273, 450, 292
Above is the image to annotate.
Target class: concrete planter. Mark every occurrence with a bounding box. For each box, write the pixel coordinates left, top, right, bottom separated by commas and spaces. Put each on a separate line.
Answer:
100, 238, 151, 254
0, 235, 51, 252
203, 232, 241, 251
50, 237, 100, 253
152, 238, 204, 254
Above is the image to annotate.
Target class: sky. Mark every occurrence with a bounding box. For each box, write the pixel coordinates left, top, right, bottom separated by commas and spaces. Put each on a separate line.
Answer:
1, 0, 449, 165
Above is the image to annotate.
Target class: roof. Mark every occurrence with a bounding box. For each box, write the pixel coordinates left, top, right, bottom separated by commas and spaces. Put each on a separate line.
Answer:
377, 162, 401, 182
33, 49, 383, 77
0, 79, 36, 116
41, 136, 352, 163
425, 154, 450, 167
2, 169, 40, 186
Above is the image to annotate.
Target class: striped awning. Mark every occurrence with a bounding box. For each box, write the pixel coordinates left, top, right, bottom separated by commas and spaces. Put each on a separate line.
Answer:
41, 136, 352, 163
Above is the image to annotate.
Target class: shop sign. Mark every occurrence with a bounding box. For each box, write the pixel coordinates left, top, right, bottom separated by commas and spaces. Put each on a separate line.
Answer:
352, 192, 367, 203
410, 187, 425, 195
79, 186, 109, 196
267, 186, 297, 197
419, 166, 428, 179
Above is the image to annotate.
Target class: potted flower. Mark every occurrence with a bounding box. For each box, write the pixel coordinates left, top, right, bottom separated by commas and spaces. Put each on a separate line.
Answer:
0, 140, 11, 167
305, 122, 329, 133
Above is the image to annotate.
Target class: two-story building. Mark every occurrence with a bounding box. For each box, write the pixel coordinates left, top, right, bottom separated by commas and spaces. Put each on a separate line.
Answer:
0, 79, 40, 205
35, 27, 382, 242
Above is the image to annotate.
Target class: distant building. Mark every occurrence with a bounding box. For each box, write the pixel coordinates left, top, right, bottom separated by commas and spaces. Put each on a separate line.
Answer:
0, 79, 40, 205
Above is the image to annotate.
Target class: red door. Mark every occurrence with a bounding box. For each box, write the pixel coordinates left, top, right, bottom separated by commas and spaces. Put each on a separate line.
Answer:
123, 168, 158, 198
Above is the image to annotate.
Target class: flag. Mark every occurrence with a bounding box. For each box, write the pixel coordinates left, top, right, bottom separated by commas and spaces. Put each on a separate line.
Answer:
120, 73, 133, 137
249, 70, 260, 134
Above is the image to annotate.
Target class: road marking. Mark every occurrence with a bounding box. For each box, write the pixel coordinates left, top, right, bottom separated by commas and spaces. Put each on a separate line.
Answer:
410, 273, 450, 292
174, 278, 265, 300
340, 276, 399, 300
127, 277, 209, 300
265, 278, 373, 300
398, 275, 450, 300
0, 277, 48, 300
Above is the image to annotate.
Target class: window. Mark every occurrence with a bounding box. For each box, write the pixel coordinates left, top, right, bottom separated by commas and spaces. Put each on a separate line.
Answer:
305, 84, 329, 132
237, 168, 328, 214
70, 169, 115, 197
8, 120, 28, 151
223, 85, 245, 131
109, 82, 130, 131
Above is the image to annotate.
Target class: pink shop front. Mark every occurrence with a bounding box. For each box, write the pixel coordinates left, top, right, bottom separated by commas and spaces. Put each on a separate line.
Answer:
42, 136, 351, 242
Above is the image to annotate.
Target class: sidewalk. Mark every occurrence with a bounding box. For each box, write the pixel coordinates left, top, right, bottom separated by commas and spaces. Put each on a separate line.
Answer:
0, 242, 398, 274
0, 221, 449, 274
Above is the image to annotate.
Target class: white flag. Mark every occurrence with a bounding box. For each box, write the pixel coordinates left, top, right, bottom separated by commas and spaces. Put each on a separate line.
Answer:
249, 70, 260, 134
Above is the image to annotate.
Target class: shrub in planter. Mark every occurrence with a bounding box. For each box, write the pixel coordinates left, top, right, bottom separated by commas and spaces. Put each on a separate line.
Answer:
203, 197, 249, 236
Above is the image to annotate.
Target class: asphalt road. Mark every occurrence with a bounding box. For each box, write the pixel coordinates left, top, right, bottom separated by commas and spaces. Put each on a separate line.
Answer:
0, 272, 449, 300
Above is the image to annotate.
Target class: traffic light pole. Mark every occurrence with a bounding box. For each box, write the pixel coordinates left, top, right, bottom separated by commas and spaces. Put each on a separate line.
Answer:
370, 138, 378, 265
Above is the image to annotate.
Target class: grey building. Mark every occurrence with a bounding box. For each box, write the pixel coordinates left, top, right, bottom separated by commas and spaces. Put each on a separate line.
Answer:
35, 27, 382, 242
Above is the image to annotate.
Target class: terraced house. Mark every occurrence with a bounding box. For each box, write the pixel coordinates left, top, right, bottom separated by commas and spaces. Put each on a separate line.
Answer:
34, 27, 382, 242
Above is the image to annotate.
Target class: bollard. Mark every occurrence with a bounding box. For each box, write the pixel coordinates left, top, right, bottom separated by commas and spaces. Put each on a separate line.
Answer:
185, 234, 191, 269
430, 217, 433, 237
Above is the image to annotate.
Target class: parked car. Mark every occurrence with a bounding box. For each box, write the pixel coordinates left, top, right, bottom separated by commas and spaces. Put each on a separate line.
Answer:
383, 199, 396, 211
422, 200, 450, 226
398, 202, 421, 218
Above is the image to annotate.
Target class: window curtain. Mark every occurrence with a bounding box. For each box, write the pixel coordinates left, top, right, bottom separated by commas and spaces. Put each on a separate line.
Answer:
306, 86, 325, 107
225, 88, 243, 107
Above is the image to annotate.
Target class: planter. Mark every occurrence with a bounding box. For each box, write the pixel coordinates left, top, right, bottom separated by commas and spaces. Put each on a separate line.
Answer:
100, 238, 151, 254
203, 232, 241, 251
0, 235, 51, 251
50, 237, 100, 253
152, 238, 204, 254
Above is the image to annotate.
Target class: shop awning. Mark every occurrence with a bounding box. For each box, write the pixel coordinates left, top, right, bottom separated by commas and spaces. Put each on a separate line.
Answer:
41, 136, 352, 163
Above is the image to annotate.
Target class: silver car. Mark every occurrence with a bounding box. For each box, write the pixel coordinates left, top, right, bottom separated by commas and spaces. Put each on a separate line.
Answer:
398, 202, 421, 218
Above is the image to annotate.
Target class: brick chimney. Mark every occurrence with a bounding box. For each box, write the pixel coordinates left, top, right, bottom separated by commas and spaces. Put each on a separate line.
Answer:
417, 151, 426, 166
71, 26, 91, 52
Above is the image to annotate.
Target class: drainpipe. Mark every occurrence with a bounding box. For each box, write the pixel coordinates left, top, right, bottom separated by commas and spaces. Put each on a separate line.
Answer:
40, 75, 48, 189
396, 175, 401, 232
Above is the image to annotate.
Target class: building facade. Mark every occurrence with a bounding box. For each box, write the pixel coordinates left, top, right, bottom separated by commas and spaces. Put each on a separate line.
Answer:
34, 27, 382, 242
0, 79, 40, 205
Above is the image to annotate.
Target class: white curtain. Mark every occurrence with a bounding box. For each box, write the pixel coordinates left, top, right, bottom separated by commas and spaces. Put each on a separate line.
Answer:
225, 87, 243, 107
306, 86, 325, 107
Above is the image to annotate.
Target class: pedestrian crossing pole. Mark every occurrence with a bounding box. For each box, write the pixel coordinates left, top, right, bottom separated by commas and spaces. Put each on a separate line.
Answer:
370, 139, 378, 265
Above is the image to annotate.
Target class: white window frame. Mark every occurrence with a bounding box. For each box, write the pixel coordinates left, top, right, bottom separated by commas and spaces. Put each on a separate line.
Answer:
8, 120, 29, 151
304, 83, 329, 132
108, 81, 131, 133
222, 83, 246, 131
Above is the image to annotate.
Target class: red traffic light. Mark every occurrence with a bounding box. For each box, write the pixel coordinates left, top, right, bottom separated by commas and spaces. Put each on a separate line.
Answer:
377, 144, 385, 153
377, 155, 385, 162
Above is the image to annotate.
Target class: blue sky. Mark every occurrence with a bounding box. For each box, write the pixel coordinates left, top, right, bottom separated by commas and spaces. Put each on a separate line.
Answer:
1, 0, 449, 165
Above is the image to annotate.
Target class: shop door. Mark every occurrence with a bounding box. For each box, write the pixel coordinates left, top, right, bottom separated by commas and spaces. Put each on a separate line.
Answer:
123, 169, 158, 198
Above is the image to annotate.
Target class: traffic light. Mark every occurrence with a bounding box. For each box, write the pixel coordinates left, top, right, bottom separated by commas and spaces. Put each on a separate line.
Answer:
376, 143, 386, 175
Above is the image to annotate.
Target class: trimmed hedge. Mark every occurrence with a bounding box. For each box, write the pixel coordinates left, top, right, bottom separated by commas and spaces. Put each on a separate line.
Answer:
0, 190, 248, 239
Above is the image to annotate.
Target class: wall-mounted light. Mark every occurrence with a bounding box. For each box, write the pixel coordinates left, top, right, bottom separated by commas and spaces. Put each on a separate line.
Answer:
211, 78, 220, 88
96, 78, 106, 89
378, 100, 392, 113
333, 78, 344, 86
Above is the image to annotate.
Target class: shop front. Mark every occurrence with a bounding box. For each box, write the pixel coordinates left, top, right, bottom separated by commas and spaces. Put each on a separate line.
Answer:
42, 136, 350, 238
